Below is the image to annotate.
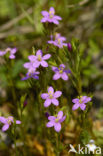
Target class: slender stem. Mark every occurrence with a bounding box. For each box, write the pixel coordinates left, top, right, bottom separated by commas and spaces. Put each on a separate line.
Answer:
13, 126, 18, 156
56, 133, 60, 156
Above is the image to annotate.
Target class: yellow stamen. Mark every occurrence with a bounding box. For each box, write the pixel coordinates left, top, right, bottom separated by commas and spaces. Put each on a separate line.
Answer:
55, 118, 59, 123
48, 91, 53, 99
59, 67, 63, 74
49, 11, 54, 18
37, 55, 42, 61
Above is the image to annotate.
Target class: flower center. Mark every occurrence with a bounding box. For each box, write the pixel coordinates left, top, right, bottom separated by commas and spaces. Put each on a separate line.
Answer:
79, 96, 83, 104
7, 117, 13, 124
79, 99, 82, 104
59, 67, 64, 74
37, 55, 42, 61
28, 69, 34, 76
57, 38, 61, 45
6, 48, 11, 53
55, 118, 59, 123
8, 120, 12, 124
49, 11, 54, 18
48, 91, 53, 99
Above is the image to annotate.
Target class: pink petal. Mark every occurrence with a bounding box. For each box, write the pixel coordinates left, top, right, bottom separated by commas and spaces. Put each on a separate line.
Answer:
59, 116, 66, 123
0, 117, 7, 124
28, 55, 36, 61
48, 116, 56, 121
41, 11, 49, 16
80, 104, 86, 110
72, 103, 80, 111
47, 40, 54, 44
48, 86, 54, 94
42, 54, 51, 60
44, 99, 51, 107
61, 72, 68, 81
52, 66, 57, 71
72, 98, 79, 104
57, 111, 63, 119
54, 91, 62, 98
41, 18, 48, 23
53, 73, 61, 80
49, 7, 55, 14
2, 124, 9, 131
9, 54, 15, 59
54, 15, 62, 20
10, 48, 17, 54
53, 19, 59, 25
46, 121, 54, 127
23, 62, 32, 69
41, 60, 48, 67
54, 123, 61, 132
36, 50, 42, 56
33, 61, 40, 68
52, 99, 59, 106
16, 120, 21, 124
41, 93, 48, 99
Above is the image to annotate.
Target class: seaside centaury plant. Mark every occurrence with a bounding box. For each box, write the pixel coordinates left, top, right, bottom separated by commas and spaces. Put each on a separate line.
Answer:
0, 2, 101, 155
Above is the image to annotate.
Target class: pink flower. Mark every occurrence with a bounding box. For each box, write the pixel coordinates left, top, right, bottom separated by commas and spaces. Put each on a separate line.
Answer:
46, 111, 66, 132
48, 33, 67, 48
30, 50, 51, 68
0, 116, 21, 132
22, 66, 39, 80
52, 64, 71, 81
72, 96, 92, 111
41, 86, 62, 107
41, 7, 62, 25
0, 48, 17, 59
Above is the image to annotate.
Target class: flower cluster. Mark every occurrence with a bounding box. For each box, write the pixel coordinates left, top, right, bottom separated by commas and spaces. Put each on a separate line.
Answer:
0, 116, 21, 132
0, 47, 17, 59
22, 50, 51, 80
40, 7, 73, 132
40, 7, 93, 132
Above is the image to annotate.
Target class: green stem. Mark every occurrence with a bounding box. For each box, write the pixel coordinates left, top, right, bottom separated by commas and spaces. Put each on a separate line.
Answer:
56, 133, 60, 156
13, 126, 18, 156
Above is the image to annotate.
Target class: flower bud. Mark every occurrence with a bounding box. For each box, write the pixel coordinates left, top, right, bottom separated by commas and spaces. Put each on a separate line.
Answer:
67, 43, 72, 52
23, 100, 28, 108
45, 112, 50, 118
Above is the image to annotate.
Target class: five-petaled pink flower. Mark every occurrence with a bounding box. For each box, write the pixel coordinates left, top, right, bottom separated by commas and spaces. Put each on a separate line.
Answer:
0, 47, 17, 59
21, 66, 39, 80
0, 116, 21, 132
52, 64, 71, 81
41, 7, 62, 25
48, 33, 67, 48
72, 96, 92, 111
41, 86, 62, 107
28, 50, 51, 68
46, 111, 66, 132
